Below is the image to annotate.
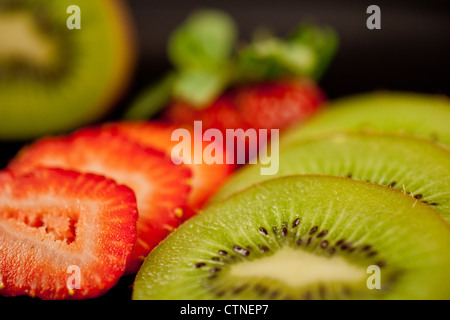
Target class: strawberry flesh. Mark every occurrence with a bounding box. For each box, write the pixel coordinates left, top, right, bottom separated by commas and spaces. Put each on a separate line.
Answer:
103, 122, 235, 220
8, 127, 191, 273
0, 168, 138, 299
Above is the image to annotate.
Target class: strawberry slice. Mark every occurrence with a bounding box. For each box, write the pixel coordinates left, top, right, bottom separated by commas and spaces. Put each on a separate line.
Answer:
0, 168, 138, 299
235, 78, 326, 130
8, 127, 191, 273
103, 122, 235, 220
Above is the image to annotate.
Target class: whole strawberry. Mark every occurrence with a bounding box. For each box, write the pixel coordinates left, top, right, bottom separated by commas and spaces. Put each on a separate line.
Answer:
235, 78, 326, 131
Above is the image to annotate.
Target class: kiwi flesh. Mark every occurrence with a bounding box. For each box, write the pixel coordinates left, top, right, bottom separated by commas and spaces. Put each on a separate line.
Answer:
280, 92, 450, 148
0, 0, 135, 140
213, 132, 450, 221
132, 175, 450, 300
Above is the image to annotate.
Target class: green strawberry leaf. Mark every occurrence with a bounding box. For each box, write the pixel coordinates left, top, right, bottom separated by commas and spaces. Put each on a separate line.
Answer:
123, 73, 175, 120
235, 24, 338, 82
172, 67, 231, 108
168, 10, 237, 69
288, 24, 339, 79
235, 38, 317, 82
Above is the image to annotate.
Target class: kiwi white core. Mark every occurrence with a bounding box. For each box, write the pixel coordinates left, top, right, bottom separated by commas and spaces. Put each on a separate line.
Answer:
0, 13, 56, 67
229, 247, 366, 287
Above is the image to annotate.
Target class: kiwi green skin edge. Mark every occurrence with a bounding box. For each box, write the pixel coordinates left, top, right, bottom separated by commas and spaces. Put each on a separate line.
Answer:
212, 132, 450, 221
280, 92, 450, 148
0, 0, 136, 140
133, 175, 450, 300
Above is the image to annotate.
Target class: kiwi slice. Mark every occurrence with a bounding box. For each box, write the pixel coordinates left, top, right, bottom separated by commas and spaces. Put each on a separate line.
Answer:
213, 132, 450, 220
0, 0, 135, 140
280, 92, 450, 148
132, 176, 450, 300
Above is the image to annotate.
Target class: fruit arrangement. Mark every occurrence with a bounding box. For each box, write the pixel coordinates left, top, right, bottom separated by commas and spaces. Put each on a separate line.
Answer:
133, 91, 450, 300
1, 5, 450, 300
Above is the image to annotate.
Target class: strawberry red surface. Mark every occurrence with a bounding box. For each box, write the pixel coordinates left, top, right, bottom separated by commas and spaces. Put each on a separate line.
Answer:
235, 79, 326, 130
165, 94, 249, 135
8, 127, 191, 273
165, 79, 325, 133
103, 122, 235, 219
164, 78, 325, 165
0, 168, 138, 299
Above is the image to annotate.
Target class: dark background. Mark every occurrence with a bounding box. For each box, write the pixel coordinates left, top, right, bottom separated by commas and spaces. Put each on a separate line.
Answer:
127, 0, 450, 98
0, 0, 449, 300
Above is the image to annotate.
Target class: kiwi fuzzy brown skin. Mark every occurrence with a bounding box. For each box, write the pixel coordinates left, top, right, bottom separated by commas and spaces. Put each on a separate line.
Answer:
133, 175, 450, 300
0, 0, 137, 140
213, 131, 450, 221
280, 92, 450, 148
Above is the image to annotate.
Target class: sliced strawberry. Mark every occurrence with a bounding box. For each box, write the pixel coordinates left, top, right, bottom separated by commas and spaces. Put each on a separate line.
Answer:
103, 121, 235, 220
0, 168, 138, 299
235, 78, 326, 130
8, 127, 191, 273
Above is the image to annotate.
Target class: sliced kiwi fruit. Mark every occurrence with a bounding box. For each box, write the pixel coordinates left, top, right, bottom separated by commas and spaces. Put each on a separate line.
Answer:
212, 132, 450, 221
132, 175, 450, 300
280, 92, 450, 148
0, 0, 136, 140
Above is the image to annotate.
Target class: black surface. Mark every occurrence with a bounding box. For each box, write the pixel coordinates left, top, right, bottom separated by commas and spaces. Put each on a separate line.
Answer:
0, 0, 449, 300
